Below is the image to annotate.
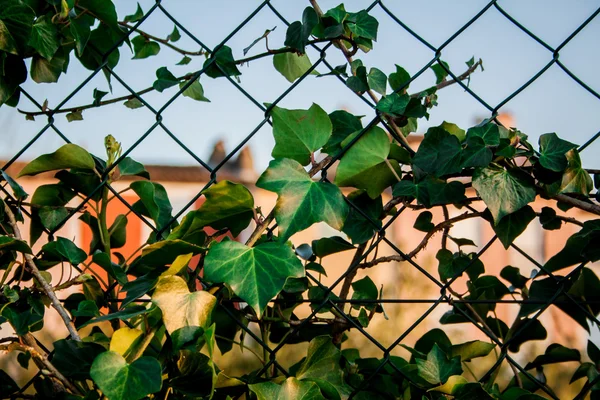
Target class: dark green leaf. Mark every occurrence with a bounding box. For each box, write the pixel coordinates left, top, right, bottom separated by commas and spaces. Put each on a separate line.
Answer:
0, 170, 27, 200
284, 7, 318, 53
500, 266, 528, 289
351, 276, 378, 310
167, 25, 180, 42
80, 305, 149, 328
375, 93, 410, 117
0, 0, 35, 55
52, 339, 105, 380
416, 343, 462, 385
412, 127, 463, 177
524, 343, 580, 369
311, 236, 354, 258
342, 190, 383, 244
367, 67, 387, 95
506, 318, 547, 352
250, 377, 323, 400
491, 205, 536, 249
538, 132, 577, 172
152, 67, 179, 92
18, 144, 95, 177
118, 157, 150, 179
0, 235, 31, 254
414, 211, 434, 232
130, 181, 173, 232
203, 45, 241, 78
28, 16, 59, 60
539, 206, 561, 230
347, 10, 378, 40
322, 110, 363, 155
294, 336, 352, 398
0, 370, 18, 397
389, 64, 410, 93
431, 60, 449, 84
41, 237, 86, 266
92, 252, 127, 285
559, 149, 593, 195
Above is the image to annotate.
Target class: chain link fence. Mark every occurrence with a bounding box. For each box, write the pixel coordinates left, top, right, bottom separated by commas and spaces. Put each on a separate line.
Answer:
2, 1, 600, 398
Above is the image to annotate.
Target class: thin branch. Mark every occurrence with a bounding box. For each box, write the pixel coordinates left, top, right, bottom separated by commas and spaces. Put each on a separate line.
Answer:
360, 212, 484, 269
235, 35, 358, 65
411, 59, 484, 97
2, 203, 81, 342
118, 21, 205, 56
554, 194, 600, 216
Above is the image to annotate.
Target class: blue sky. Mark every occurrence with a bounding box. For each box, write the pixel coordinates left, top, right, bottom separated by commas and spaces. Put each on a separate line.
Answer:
1, 0, 599, 171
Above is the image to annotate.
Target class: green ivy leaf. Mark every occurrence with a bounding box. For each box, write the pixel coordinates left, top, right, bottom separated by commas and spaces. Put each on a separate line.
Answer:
51, 339, 105, 380
0, 0, 35, 55
538, 132, 577, 172
430, 60, 450, 84
152, 275, 216, 336
176, 55, 191, 65
416, 343, 462, 385
294, 336, 352, 398
78, 0, 120, 31
130, 181, 173, 232
505, 318, 547, 352
167, 25, 181, 42
90, 351, 162, 400
393, 177, 466, 208
414, 211, 434, 232
472, 165, 536, 224
118, 157, 150, 179
131, 239, 204, 276
66, 110, 83, 122
124, 3, 144, 23
375, 93, 410, 117
80, 305, 149, 328
171, 181, 254, 238
28, 16, 59, 60
342, 190, 382, 244
389, 64, 411, 93
203, 45, 241, 78
440, 121, 466, 142
123, 98, 144, 109
347, 10, 378, 40
559, 149, 593, 195
311, 236, 354, 258
0, 235, 32, 254
92, 252, 127, 285
131, 35, 160, 59
270, 103, 332, 166
524, 343, 580, 370
152, 67, 179, 92
0, 370, 18, 398
257, 158, 348, 241
69, 14, 93, 57
0, 170, 27, 200
180, 79, 210, 102
491, 205, 536, 249
500, 266, 528, 289
204, 240, 304, 317
322, 110, 363, 155
449, 340, 495, 362
273, 52, 313, 83
18, 144, 95, 177
412, 127, 463, 177
0, 54, 26, 105
367, 67, 387, 95
335, 126, 401, 198
346, 65, 369, 93
250, 377, 323, 400
284, 7, 318, 53
351, 276, 378, 310
545, 220, 600, 273
41, 237, 87, 266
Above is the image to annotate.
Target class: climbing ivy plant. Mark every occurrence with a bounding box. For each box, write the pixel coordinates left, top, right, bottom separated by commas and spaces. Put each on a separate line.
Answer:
1, 1, 600, 399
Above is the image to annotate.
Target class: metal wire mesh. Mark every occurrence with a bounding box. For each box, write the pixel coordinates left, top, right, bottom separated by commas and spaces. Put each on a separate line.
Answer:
2, 1, 600, 398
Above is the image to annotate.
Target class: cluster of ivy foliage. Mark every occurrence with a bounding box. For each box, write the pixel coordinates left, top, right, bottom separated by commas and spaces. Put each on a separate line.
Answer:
1, 1, 600, 399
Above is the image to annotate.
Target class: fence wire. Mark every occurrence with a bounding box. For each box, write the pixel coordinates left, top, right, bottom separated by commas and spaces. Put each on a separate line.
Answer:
2, 1, 600, 398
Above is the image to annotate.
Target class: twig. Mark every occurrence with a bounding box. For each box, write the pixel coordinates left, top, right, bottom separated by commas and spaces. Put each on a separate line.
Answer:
554, 194, 600, 216
2, 203, 81, 341
411, 59, 483, 98
118, 21, 205, 56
